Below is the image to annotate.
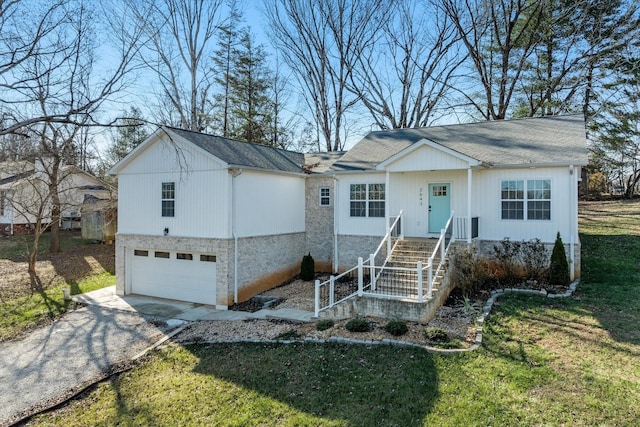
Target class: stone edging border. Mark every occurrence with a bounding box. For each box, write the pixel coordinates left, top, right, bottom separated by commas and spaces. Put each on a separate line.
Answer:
178, 280, 581, 355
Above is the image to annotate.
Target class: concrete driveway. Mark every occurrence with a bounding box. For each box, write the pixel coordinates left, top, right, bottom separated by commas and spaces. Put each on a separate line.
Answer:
0, 304, 175, 426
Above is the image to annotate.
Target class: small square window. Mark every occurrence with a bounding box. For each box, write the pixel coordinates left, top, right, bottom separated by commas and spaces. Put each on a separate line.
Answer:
134, 249, 148, 257
154, 251, 170, 258
200, 254, 217, 262
176, 253, 193, 260
319, 187, 330, 206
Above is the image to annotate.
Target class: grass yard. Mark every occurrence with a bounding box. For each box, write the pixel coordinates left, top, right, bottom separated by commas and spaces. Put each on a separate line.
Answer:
0, 231, 115, 342
28, 200, 640, 426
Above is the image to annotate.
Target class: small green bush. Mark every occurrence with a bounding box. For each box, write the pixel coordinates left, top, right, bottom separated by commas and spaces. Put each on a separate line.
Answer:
384, 320, 408, 336
345, 317, 370, 332
316, 319, 334, 331
424, 327, 449, 342
300, 252, 315, 281
549, 232, 569, 287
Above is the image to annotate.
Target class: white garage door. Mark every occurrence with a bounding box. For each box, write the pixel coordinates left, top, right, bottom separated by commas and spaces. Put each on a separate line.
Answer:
130, 249, 217, 305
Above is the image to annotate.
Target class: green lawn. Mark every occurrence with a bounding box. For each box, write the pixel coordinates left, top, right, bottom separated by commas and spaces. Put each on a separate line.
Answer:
0, 231, 115, 342
28, 200, 640, 426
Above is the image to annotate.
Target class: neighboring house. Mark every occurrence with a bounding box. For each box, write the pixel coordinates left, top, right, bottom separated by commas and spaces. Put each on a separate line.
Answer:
111, 115, 588, 310
0, 160, 114, 236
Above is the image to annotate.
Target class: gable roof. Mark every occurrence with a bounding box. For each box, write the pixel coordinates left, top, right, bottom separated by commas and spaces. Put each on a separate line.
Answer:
166, 127, 306, 174
333, 115, 588, 171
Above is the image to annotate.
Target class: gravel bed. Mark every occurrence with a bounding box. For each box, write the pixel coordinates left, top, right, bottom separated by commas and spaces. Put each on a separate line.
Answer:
176, 278, 478, 349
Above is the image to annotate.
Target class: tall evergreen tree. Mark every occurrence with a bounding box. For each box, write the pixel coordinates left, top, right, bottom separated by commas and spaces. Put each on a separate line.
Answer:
105, 107, 149, 168
211, 1, 243, 137
228, 29, 273, 144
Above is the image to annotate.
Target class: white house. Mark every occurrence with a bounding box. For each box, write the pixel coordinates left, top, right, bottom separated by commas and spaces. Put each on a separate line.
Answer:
110, 115, 588, 310
0, 160, 114, 236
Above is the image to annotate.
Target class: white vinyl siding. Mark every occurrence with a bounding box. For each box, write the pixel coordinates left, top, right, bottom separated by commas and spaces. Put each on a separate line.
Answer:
234, 171, 305, 237
117, 137, 231, 238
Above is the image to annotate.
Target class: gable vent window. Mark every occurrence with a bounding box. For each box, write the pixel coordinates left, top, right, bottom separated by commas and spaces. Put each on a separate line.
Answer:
319, 187, 330, 206
501, 179, 550, 220
161, 182, 175, 217
350, 183, 385, 218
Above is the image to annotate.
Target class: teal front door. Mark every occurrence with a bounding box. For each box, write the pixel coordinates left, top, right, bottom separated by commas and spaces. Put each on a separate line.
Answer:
428, 183, 450, 233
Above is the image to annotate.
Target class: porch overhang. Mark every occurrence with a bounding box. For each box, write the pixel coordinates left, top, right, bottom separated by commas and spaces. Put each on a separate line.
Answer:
375, 138, 485, 172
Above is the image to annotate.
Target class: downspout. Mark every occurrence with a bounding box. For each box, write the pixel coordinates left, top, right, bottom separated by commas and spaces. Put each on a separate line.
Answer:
333, 174, 339, 273
229, 168, 243, 304
569, 165, 576, 280
467, 168, 472, 244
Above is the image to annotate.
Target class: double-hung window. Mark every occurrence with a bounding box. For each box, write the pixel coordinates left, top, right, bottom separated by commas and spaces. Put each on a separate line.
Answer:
350, 183, 385, 218
319, 187, 330, 206
161, 182, 175, 217
501, 179, 550, 220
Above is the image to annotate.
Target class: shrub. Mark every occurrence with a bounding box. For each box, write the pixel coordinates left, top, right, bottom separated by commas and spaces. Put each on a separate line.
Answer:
316, 319, 334, 331
300, 252, 315, 281
549, 232, 569, 287
450, 247, 492, 296
384, 320, 408, 336
424, 327, 449, 342
345, 317, 370, 332
493, 239, 522, 283
521, 238, 549, 282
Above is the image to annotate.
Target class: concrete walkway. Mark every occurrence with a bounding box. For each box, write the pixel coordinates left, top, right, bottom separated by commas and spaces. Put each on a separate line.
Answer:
74, 286, 315, 322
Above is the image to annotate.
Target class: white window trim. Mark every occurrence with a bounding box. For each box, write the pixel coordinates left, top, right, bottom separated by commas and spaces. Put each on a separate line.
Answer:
161, 182, 175, 217
319, 187, 331, 206
500, 179, 551, 221
349, 183, 385, 218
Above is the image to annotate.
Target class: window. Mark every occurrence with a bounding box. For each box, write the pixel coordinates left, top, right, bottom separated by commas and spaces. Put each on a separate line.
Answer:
176, 253, 193, 260
200, 254, 217, 262
161, 182, 175, 217
501, 179, 550, 220
319, 187, 330, 206
134, 249, 148, 257
527, 179, 551, 220
154, 251, 170, 258
350, 183, 385, 218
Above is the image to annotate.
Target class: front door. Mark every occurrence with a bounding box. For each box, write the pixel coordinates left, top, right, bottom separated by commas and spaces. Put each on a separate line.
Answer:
428, 183, 450, 233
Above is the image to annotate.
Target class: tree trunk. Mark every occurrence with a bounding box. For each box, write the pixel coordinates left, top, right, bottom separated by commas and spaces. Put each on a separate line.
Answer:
49, 162, 61, 253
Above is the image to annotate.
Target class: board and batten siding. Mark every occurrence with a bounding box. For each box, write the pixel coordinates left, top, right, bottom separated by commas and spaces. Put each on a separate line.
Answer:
234, 170, 305, 237
385, 143, 470, 172
472, 166, 576, 243
336, 173, 387, 237
117, 137, 231, 238
387, 170, 468, 237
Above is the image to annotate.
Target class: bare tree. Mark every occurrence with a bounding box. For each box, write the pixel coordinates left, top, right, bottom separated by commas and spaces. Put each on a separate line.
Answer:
348, 0, 464, 129
265, 0, 391, 151
0, 0, 144, 135
440, 0, 546, 120
131, 0, 224, 131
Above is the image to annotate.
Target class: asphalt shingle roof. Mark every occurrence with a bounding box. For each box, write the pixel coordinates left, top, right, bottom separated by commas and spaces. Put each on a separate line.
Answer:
167, 127, 305, 173
333, 115, 588, 171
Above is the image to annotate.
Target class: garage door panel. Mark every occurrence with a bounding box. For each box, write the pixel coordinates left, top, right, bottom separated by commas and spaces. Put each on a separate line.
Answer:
130, 249, 216, 305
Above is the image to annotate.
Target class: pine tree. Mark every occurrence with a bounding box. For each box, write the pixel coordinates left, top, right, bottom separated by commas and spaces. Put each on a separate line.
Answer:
105, 107, 149, 167
549, 232, 569, 287
211, 1, 243, 137
228, 29, 273, 144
